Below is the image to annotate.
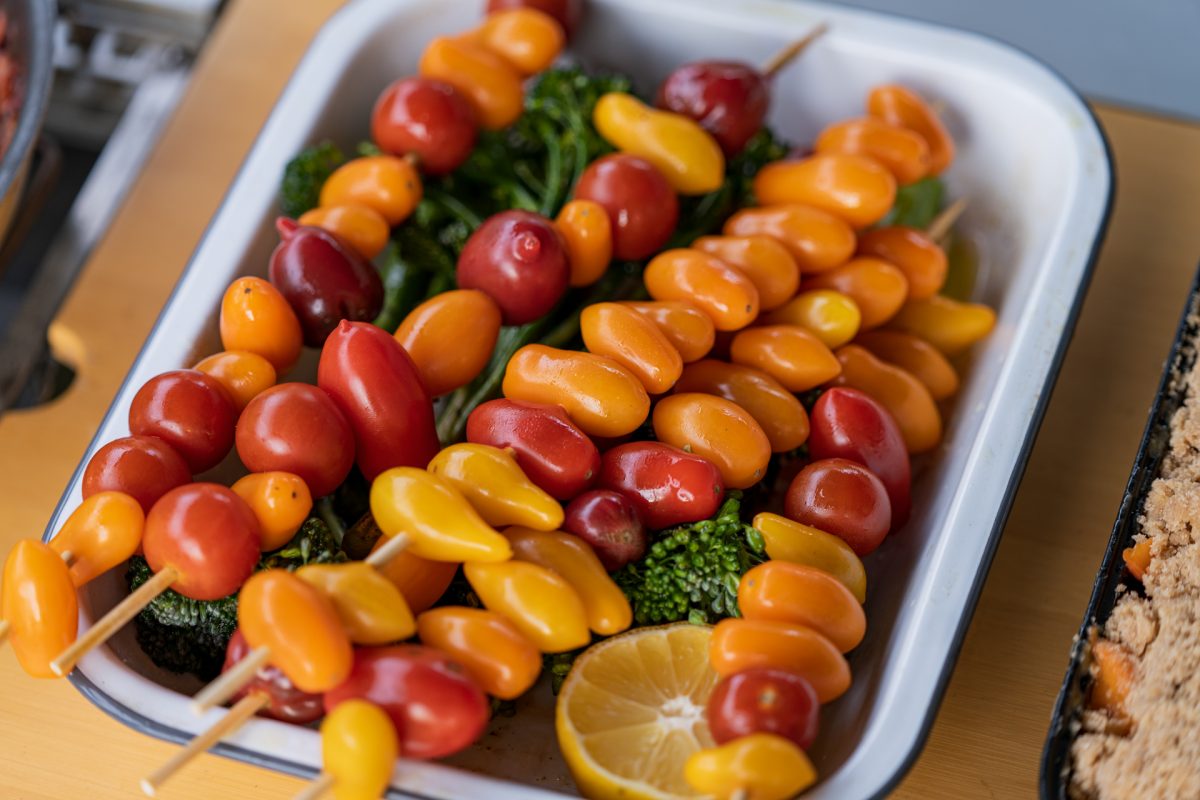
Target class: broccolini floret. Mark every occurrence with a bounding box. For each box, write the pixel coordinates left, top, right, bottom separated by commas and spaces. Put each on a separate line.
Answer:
280, 141, 345, 218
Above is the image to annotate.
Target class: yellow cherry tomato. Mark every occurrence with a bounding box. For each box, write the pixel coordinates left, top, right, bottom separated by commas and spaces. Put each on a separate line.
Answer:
556, 199, 613, 287
762, 289, 862, 349
2, 539, 79, 679
674, 360, 809, 453
464, 560, 590, 653
321, 700, 399, 800
620, 300, 716, 363
219, 277, 303, 374
739, 560, 866, 653
684, 734, 817, 800
298, 204, 390, 261
320, 155, 422, 226
752, 512, 867, 603
194, 350, 277, 412
370, 467, 513, 563
692, 235, 801, 311
297, 563, 416, 645
888, 295, 997, 356
395, 290, 502, 397
417, 606, 542, 699
754, 154, 897, 228
419, 36, 524, 130
723, 204, 856, 274
806, 256, 909, 330
427, 443, 564, 531
729, 325, 842, 392
653, 393, 771, 490
581, 302, 683, 394
473, 8, 565, 75
49, 491, 143, 587
370, 538, 458, 615
231, 471, 313, 552
644, 248, 760, 332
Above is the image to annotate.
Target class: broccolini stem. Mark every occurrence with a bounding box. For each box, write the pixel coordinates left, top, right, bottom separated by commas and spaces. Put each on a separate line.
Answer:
372, 244, 431, 333
424, 186, 484, 230
315, 497, 345, 546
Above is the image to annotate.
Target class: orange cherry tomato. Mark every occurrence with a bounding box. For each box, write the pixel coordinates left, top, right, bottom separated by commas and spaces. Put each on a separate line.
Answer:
238, 569, 354, 693
620, 301, 715, 363
857, 225, 947, 300
685, 733, 817, 800
832, 344, 942, 454
297, 204, 390, 261
49, 491, 144, 587
1123, 538, 1151, 582
556, 199, 613, 287
473, 8, 565, 76
738, 561, 865, 653
675, 359, 809, 453
806, 257, 908, 330
463, 560, 591, 652
643, 249, 760, 332
219, 277, 303, 374
762, 289, 861, 349
753, 154, 897, 228
417, 606, 542, 699
815, 117, 931, 185
581, 302, 683, 394
395, 289, 502, 397
419, 36, 524, 130
231, 471, 313, 551
371, 538, 458, 614
692, 235, 801, 311
194, 350, 277, 412
502, 344, 650, 438
723, 204, 855, 274
2, 539, 78, 678
709, 618, 851, 703
320, 155, 423, 226
652, 393, 771, 490
729, 325, 842, 392
1089, 639, 1135, 721
888, 295, 997, 356
753, 512, 867, 604
868, 84, 955, 174
856, 329, 959, 401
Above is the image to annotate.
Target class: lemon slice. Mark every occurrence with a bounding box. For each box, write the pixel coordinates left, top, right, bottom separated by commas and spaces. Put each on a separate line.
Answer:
556, 623, 719, 799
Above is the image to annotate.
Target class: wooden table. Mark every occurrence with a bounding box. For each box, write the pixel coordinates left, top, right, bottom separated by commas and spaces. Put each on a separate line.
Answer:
2, 1, 1198, 797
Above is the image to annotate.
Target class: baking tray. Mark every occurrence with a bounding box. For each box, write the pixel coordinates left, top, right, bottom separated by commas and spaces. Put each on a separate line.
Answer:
40, 0, 1113, 797
1039, 265, 1200, 799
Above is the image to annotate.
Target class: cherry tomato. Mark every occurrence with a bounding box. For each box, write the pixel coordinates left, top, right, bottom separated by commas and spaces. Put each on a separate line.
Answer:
815, 117, 931, 184
231, 471, 313, 551
761, 289, 861, 349
888, 295, 996, 356
81, 435, 190, 513
320, 700, 399, 800
692, 235, 800, 311
562, 489, 647, 571
457, 210, 570, 326
464, 559, 590, 652
598, 441, 725, 530
194, 350, 277, 412
297, 563, 416, 645
298, 204, 390, 261
474, 8, 565, 75
371, 76, 477, 175
784, 458, 890, 557
753, 512, 867, 603
868, 84, 955, 174
832, 344, 942, 453
709, 617, 851, 702
220, 276, 303, 373
724, 204, 855, 273
129, 370, 237, 474
370, 538, 458, 614
685, 733, 817, 800
1, 539, 78, 679
806, 256, 909, 330
857, 225, 947, 300
707, 667, 819, 749
143, 483, 261, 600
318, 320, 440, 481
574, 154, 678, 260
754, 154, 897, 228
224, 629, 324, 724
729, 325, 841, 393
652, 393, 771, 490
49, 491, 144, 587
674, 359, 809, 453
855, 330, 956, 400
417, 607, 541, 700
270, 218, 385, 347
581, 302, 683, 394
555, 199, 613, 287
419, 36, 524, 131
738, 561, 866, 652
620, 300, 715, 363
810, 387, 911, 527
395, 289, 502, 397
656, 61, 768, 156
428, 443, 564, 531
485, 0, 582, 40
644, 248, 760, 332
325, 644, 489, 760
319, 155, 423, 226
236, 383, 355, 498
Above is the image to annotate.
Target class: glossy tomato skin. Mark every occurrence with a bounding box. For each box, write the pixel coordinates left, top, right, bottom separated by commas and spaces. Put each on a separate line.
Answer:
143, 483, 261, 601
707, 667, 820, 749
128, 370, 238, 474
784, 458, 891, 557
371, 77, 477, 175
485, 0, 581, 39
465, 398, 599, 500
574, 154, 678, 261
224, 629, 324, 724
318, 320, 440, 481
809, 388, 911, 526
598, 441, 724, 531
562, 489, 647, 571
324, 644, 489, 760
456, 210, 569, 325
269, 218, 384, 347
236, 383, 355, 498
656, 61, 768, 156
81, 435, 191, 512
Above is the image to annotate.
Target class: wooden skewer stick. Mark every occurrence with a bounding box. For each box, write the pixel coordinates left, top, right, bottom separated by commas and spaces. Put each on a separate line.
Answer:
364, 532, 411, 569
731, 790, 749, 800
760, 22, 829, 79
925, 197, 967, 243
190, 645, 271, 716
293, 774, 337, 800
0, 619, 10, 646
140, 693, 271, 797
49, 565, 179, 677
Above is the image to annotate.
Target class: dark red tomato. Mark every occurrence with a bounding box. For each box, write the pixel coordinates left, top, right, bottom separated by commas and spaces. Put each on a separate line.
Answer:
456, 210, 569, 325
465, 398, 599, 500
485, 0, 582, 39
656, 61, 769, 157
143, 483, 260, 601
707, 667, 819, 749
372, 77, 477, 175
784, 458, 891, 556
128, 370, 237, 474
574, 154, 678, 261
598, 441, 724, 531
235, 383, 355, 498
269, 218, 384, 347
324, 644, 489, 760
562, 489, 646, 571
81, 435, 191, 512
318, 320, 440, 481
224, 629, 324, 724
809, 388, 911, 527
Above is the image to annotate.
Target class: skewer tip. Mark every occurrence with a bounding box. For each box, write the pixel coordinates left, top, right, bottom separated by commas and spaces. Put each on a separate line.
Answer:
139, 779, 157, 797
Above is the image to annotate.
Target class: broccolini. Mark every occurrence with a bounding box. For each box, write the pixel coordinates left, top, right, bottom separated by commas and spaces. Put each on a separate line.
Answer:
279, 141, 345, 218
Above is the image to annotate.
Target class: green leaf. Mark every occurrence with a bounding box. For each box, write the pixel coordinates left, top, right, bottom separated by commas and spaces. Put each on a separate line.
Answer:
879, 177, 944, 229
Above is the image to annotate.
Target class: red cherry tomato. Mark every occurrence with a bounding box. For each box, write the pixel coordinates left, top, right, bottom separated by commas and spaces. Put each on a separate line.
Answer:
372, 77, 477, 175
809, 387, 911, 526
128, 370, 237, 474
224, 629, 324, 724
456, 210, 570, 325
81, 435, 191, 512
236, 383, 355, 498
465, 398, 600, 500
598, 441, 724, 531
707, 667, 820, 749
325, 644, 489, 760
317, 320, 440, 481
485, 0, 581, 39
784, 458, 891, 557
143, 483, 261, 601
656, 61, 768, 156
574, 154, 678, 261
562, 489, 647, 571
